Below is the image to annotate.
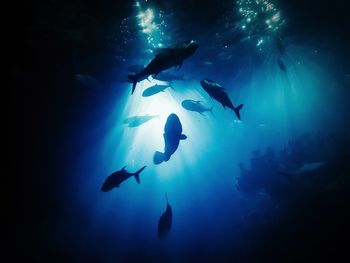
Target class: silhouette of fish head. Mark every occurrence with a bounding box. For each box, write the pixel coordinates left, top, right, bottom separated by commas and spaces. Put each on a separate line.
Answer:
186, 40, 199, 51
101, 182, 113, 192
164, 114, 182, 134
101, 174, 118, 192
176, 40, 199, 59
200, 79, 212, 92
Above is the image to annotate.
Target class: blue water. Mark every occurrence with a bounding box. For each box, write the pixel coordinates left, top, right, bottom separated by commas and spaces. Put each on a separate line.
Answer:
51, 39, 348, 262
22, 1, 350, 262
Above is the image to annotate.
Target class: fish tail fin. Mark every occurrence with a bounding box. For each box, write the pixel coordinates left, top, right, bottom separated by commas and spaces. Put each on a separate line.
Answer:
134, 166, 146, 184
153, 151, 165, 165
128, 74, 138, 94
233, 104, 244, 120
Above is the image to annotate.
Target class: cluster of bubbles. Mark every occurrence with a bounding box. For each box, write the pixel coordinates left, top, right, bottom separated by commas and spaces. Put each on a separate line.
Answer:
235, 0, 285, 50
111, 1, 170, 62
119, 17, 133, 46
134, 1, 169, 48
106, 17, 135, 62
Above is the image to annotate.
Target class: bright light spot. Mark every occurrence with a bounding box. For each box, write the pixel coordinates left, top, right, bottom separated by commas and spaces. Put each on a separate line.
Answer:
135, 4, 168, 48
265, 2, 274, 11
110, 78, 213, 181
235, 0, 285, 50
271, 12, 280, 22
137, 8, 157, 34
257, 39, 264, 46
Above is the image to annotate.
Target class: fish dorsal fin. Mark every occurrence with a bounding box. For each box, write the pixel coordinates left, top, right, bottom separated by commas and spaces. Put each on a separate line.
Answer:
121, 166, 126, 171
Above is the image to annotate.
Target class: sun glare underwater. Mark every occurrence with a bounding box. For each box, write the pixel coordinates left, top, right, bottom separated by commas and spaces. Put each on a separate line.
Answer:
49, 0, 350, 262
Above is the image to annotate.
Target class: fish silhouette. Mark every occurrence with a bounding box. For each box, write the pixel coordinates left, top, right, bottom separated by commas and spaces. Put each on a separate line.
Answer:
158, 194, 172, 239
154, 113, 187, 164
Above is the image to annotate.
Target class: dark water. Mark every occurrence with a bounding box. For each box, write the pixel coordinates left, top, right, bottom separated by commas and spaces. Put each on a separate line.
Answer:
12, 0, 350, 262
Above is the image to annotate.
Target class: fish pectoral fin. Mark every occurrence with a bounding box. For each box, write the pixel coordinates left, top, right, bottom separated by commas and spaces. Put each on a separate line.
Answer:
180, 134, 187, 140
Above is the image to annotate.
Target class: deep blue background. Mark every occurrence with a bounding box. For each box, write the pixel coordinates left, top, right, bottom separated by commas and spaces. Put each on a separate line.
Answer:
10, 0, 350, 262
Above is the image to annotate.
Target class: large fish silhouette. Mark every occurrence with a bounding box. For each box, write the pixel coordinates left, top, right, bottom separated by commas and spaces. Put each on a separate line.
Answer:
200, 79, 243, 120
101, 166, 146, 191
128, 40, 199, 94
154, 113, 187, 164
